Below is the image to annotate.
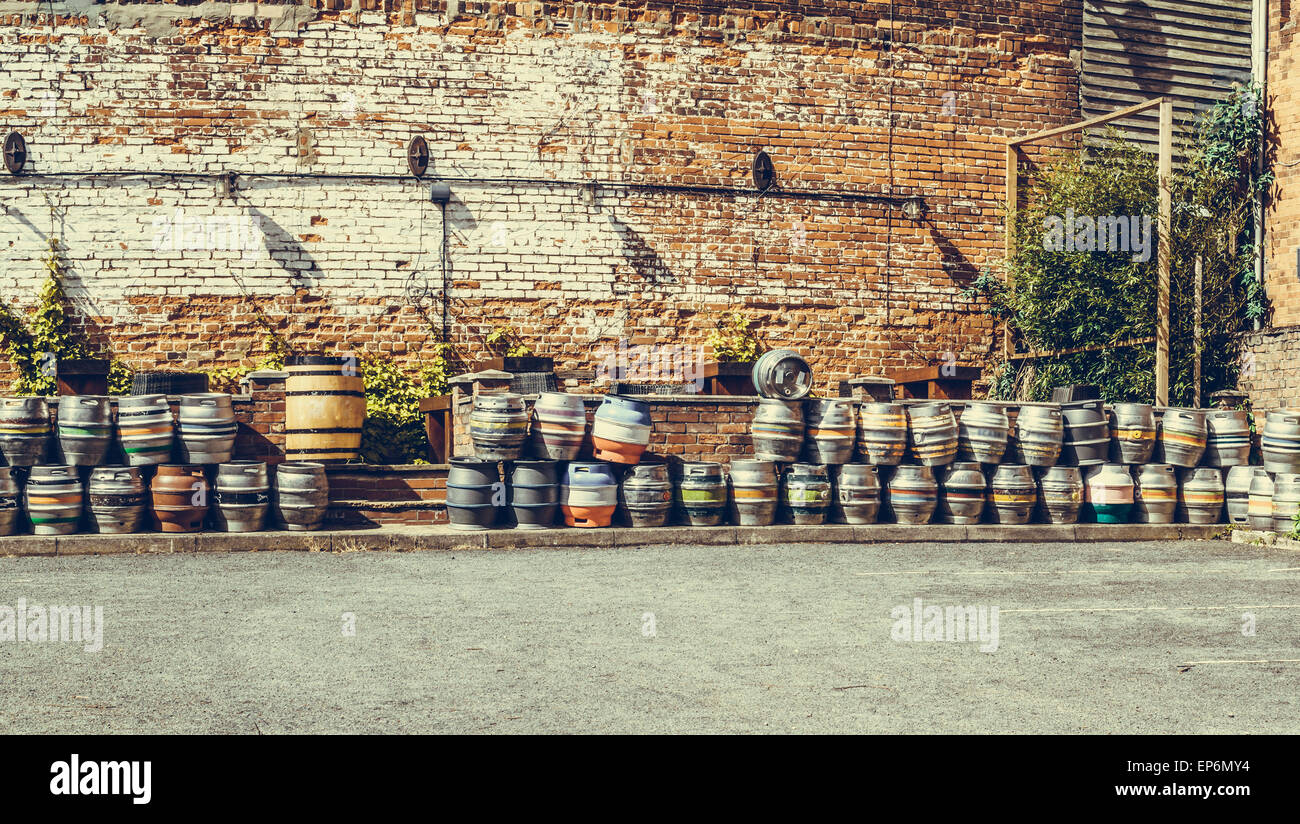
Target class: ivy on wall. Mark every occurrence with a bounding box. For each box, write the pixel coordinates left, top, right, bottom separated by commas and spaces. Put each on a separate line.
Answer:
706, 312, 764, 362
0, 238, 132, 395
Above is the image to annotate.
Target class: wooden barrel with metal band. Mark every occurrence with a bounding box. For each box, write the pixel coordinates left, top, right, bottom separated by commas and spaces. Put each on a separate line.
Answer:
284, 355, 366, 463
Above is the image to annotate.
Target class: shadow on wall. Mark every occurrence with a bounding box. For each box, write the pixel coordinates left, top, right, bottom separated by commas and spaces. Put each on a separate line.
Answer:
926, 220, 979, 283
604, 209, 676, 293
248, 204, 320, 291
0, 202, 126, 363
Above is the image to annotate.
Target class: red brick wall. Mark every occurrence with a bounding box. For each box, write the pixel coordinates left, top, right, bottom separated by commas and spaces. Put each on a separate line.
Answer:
0, 1, 1083, 396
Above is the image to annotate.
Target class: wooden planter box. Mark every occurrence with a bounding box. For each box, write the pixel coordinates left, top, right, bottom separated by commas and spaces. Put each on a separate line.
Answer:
701, 361, 756, 396
887, 366, 980, 400
56, 358, 111, 396
478, 356, 554, 373
419, 395, 453, 464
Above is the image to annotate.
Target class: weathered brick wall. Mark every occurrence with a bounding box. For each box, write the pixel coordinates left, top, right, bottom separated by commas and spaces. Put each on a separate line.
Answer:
1, 1, 1082, 394
324, 463, 447, 525
1266, 2, 1300, 325
1236, 324, 1300, 413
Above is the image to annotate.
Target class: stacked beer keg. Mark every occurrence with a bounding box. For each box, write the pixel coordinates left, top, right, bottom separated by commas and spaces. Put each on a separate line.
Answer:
726, 377, 1248, 528
459, 386, 665, 531
0, 386, 330, 537
456, 349, 817, 531
461, 357, 1246, 532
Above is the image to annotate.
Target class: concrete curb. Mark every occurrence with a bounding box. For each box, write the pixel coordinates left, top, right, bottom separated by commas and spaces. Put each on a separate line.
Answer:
1229, 528, 1300, 551
0, 522, 1230, 557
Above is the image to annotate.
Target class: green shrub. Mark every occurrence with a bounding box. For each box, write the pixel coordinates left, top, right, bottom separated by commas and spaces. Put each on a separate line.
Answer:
357, 344, 454, 464
969, 83, 1271, 404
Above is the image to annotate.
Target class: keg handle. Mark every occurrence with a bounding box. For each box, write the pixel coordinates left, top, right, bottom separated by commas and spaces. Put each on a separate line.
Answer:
80, 398, 98, 406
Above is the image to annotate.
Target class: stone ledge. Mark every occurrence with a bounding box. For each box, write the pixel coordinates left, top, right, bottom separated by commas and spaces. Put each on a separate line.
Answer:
0, 522, 1230, 557
1228, 528, 1300, 550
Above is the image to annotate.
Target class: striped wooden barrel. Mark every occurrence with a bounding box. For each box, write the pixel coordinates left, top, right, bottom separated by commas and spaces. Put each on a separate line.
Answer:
285, 356, 366, 463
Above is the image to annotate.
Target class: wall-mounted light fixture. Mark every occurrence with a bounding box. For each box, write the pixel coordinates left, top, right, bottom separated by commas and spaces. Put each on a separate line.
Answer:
3, 132, 27, 175
429, 180, 451, 204
901, 196, 925, 221
407, 136, 430, 179
752, 149, 775, 191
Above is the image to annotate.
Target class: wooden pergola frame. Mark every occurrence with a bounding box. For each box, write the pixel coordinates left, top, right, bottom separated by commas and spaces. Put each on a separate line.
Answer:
1004, 97, 1174, 406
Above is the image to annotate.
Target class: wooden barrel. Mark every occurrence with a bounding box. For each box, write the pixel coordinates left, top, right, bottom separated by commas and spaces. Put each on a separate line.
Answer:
285, 356, 366, 463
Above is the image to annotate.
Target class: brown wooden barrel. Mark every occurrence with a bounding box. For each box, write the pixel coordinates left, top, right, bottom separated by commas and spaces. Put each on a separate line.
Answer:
284, 355, 366, 463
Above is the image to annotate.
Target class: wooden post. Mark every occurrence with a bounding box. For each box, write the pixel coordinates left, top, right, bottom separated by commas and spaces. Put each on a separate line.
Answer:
1156, 97, 1173, 407
1004, 97, 1170, 394
1193, 255, 1202, 409
1004, 143, 1018, 360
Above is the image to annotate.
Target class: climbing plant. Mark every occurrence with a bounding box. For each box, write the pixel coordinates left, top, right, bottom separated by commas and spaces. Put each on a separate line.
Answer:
967, 83, 1272, 404
485, 325, 533, 358
706, 311, 764, 362
0, 238, 133, 395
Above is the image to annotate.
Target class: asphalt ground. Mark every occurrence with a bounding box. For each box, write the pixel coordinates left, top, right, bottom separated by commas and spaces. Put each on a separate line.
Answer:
0, 539, 1295, 734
